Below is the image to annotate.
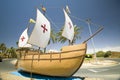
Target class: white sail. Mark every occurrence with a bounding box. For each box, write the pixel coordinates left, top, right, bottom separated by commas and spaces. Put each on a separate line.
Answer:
28, 9, 51, 48
62, 9, 74, 42
18, 28, 32, 48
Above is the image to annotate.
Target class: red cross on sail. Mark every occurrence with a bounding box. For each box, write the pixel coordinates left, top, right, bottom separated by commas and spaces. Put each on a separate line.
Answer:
41, 24, 48, 33
28, 9, 51, 48
68, 22, 72, 29
21, 36, 25, 42
18, 28, 32, 48
62, 9, 74, 42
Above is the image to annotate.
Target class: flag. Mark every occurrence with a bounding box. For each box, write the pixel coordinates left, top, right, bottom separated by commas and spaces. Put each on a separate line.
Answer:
29, 18, 36, 23
42, 5, 46, 13
42, 7, 46, 12
65, 5, 71, 14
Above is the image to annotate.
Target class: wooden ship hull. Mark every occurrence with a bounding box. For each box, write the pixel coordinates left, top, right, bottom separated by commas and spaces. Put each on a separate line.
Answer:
17, 43, 87, 77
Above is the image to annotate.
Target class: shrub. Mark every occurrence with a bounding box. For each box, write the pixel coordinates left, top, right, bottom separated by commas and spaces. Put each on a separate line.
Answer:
96, 51, 105, 57
104, 51, 111, 58
85, 54, 93, 58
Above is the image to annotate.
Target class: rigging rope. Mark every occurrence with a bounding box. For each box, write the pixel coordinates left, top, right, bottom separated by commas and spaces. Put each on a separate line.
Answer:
45, 14, 61, 31
69, 15, 103, 27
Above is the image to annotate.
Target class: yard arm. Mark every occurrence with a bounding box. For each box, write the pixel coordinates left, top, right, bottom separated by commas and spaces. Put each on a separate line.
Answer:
83, 27, 103, 43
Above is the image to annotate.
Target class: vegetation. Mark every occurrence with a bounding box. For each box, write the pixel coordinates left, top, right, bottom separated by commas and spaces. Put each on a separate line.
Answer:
96, 51, 105, 57
96, 51, 112, 58
1, 41, 120, 59
57, 27, 67, 44
44, 29, 57, 53
85, 54, 93, 63
71, 25, 81, 45
6, 47, 17, 58
91, 50, 120, 58
85, 54, 93, 58
104, 51, 112, 58
57, 25, 81, 45
0, 43, 7, 53
84, 51, 120, 63
50, 29, 57, 44
0, 43, 17, 58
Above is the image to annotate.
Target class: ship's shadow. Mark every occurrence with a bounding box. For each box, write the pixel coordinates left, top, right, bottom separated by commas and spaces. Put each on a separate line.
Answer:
11, 70, 84, 80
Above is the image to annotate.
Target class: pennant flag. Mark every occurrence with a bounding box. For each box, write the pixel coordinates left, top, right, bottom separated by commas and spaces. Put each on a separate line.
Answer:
65, 5, 71, 14
29, 18, 36, 23
41, 5, 46, 13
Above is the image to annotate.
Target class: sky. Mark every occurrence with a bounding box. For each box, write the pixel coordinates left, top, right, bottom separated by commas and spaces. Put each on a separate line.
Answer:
0, 0, 120, 53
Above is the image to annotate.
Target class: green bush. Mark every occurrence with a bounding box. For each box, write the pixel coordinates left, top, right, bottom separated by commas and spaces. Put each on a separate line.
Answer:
96, 51, 105, 57
104, 51, 111, 58
85, 54, 93, 58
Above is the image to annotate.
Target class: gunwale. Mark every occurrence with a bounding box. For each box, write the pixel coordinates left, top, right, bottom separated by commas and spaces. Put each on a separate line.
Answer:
17, 43, 87, 77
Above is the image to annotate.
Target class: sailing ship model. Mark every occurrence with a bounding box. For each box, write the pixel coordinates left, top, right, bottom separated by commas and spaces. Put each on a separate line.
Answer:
16, 7, 102, 77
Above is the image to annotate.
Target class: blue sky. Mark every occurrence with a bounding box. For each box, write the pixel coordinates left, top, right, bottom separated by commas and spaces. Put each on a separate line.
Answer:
0, 0, 120, 53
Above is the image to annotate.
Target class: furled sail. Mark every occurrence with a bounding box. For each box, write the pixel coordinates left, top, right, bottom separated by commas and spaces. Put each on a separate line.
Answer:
18, 28, 32, 48
62, 9, 74, 42
28, 9, 51, 48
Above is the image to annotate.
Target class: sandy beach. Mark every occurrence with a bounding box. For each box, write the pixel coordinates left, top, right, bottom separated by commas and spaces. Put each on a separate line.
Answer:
0, 59, 30, 80
0, 58, 118, 80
